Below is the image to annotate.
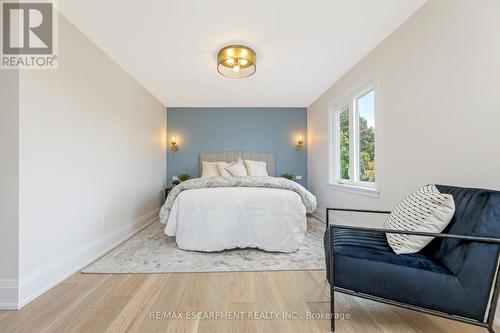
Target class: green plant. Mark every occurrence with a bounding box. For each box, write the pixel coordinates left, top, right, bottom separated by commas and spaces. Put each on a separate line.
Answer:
281, 172, 295, 180
339, 110, 376, 182
178, 173, 191, 182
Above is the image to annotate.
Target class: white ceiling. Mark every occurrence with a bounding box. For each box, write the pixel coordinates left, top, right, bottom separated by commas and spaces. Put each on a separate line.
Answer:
58, 0, 426, 107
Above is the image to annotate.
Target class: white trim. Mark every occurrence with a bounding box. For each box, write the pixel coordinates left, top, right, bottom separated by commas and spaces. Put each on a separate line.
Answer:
327, 73, 377, 109
328, 72, 379, 194
327, 103, 335, 184
0, 279, 18, 310
327, 183, 380, 198
0, 303, 18, 310
353, 85, 375, 185
17, 208, 159, 309
313, 204, 327, 219
311, 208, 355, 226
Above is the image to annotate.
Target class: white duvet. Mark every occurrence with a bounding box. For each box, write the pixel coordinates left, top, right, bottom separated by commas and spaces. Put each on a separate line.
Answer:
165, 187, 307, 253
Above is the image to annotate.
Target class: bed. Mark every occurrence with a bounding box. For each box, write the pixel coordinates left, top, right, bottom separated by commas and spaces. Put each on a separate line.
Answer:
159, 152, 317, 253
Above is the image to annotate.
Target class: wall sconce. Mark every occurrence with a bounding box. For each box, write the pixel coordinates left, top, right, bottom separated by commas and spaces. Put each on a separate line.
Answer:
296, 135, 304, 151
171, 136, 179, 151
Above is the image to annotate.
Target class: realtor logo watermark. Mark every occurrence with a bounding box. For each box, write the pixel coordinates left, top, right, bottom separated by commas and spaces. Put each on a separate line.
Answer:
1, 0, 58, 69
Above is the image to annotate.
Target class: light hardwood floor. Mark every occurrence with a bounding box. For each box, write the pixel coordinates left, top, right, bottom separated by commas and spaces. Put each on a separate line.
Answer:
0, 270, 495, 333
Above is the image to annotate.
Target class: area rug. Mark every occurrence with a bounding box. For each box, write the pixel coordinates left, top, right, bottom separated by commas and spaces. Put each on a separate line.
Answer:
82, 218, 325, 273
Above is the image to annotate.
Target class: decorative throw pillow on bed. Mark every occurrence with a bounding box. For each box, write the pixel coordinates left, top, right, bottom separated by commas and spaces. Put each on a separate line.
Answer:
201, 161, 221, 178
217, 161, 235, 177
225, 159, 248, 177
244, 160, 268, 177
385, 184, 455, 255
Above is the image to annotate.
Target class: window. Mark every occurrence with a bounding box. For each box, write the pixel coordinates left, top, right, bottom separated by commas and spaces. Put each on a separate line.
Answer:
330, 81, 376, 192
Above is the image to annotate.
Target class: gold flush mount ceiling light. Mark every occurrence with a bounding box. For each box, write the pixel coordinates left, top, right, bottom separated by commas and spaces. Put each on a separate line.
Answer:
217, 45, 256, 79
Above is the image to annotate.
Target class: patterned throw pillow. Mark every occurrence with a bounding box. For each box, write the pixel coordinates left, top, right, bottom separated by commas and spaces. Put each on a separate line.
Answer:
217, 161, 235, 177
225, 159, 248, 177
385, 184, 455, 255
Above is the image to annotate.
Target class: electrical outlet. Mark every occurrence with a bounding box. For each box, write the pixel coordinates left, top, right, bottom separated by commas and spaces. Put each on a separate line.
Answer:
102, 215, 108, 227
296, 175, 302, 180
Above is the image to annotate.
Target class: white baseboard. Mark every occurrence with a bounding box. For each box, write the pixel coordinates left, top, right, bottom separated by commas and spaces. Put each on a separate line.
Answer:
17, 208, 159, 309
310, 211, 326, 224
313, 210, 353, 226
0, 303, 18, 310
314, 205, 327, 219
0, 279, 18, 310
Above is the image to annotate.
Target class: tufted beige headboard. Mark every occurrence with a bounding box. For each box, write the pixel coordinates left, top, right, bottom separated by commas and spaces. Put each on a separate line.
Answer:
200, 152, 275, 176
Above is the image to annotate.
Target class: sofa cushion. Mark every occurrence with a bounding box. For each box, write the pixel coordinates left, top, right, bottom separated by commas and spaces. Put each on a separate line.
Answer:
332, 228, 449, 274
325, 228, 484, 321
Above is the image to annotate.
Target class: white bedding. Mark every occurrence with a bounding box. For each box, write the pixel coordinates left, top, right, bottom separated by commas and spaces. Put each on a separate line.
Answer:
165, 187, 307, 253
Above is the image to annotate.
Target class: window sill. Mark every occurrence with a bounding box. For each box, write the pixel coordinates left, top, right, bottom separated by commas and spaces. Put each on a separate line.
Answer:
327, 182, 380, 198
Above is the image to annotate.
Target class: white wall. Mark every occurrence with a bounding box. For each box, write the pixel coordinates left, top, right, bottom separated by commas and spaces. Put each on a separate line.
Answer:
308, 0, 500, 226
17, 14, 166, 306
0, 69, 19, 308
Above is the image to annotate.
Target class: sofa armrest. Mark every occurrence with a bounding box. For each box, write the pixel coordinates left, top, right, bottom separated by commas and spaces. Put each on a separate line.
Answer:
326, 207, 391, 214
326, 207, 391, 228
329, 224, 500, 245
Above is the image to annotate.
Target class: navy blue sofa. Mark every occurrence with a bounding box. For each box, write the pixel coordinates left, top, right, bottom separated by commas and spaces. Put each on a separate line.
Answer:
324, 185, 500, 332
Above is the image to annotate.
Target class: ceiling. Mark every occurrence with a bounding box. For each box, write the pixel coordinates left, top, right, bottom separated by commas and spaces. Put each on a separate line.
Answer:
58, 0, 426, 107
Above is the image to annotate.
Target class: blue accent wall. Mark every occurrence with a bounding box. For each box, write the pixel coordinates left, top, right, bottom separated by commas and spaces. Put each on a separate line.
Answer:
167, 107, 307, 187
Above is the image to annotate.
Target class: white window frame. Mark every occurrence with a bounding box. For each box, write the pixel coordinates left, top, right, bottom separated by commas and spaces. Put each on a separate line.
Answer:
328, 75, 379, 196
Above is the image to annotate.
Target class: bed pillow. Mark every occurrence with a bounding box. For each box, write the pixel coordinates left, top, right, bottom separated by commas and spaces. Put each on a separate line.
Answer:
385, 184, 455, 255
201, 161, 221, 178
244, 160, 268, 177
225, 159, 248, 177
217, 161, 235, 177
